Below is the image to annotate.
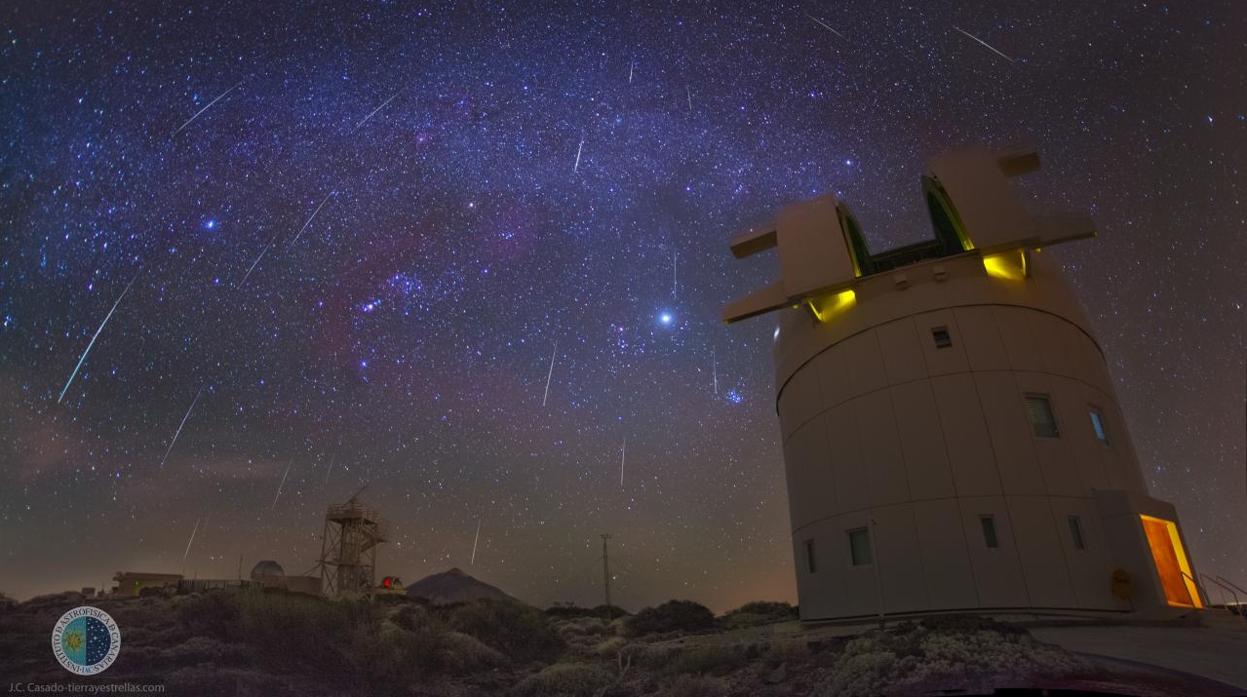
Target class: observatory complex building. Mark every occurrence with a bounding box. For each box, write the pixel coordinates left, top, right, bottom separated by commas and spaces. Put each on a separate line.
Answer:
724, 146, 1204, 621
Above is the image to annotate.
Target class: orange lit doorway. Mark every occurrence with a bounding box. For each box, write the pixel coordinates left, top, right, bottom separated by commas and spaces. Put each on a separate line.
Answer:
1140, 515, 1202, 608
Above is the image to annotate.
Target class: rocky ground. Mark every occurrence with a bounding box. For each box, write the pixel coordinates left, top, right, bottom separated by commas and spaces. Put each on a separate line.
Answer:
0, 590, 1236, 696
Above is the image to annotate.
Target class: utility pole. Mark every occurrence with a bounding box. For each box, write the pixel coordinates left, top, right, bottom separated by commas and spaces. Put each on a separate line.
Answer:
601, 534, 613, 620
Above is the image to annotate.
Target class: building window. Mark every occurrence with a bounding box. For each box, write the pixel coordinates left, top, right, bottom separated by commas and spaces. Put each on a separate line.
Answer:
1068, 515, 1086, 550
932, 326, 952, 348
805, 539, 817, 574
980, 515, 999, 548
1089, 408, 1109, 444
1024, 393, 1060, 438
848, 527, 873, 566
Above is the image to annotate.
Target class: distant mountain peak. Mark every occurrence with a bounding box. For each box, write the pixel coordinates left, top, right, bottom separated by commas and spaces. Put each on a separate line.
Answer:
406, 567, 516, 605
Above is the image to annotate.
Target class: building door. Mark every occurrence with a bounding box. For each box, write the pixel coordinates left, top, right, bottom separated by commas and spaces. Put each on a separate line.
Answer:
1139, 515, 1202, 608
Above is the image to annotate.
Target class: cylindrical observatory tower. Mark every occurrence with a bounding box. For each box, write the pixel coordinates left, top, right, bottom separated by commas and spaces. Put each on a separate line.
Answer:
723, 146, 1204, 621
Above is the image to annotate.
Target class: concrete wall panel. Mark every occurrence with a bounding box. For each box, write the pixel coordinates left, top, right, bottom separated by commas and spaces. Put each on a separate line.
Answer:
873, 504, 929, 613
913, 498, 979, 608
854, 391, 912, 507
960, 496, 1029, 607
890, 381, 956, 500
785, 419, 836, 529
993, 306, 1043, 372
1007, 496, 1077, 607
876, 318, 927, 385
841, 330, 888, 400
931, 374, 1002, 497
827, 402, 869, 514
954, 306, 1011, 371
974, 372, 1046, 495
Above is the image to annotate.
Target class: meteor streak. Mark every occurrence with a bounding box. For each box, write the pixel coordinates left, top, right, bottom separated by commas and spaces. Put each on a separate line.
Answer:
355, 92, 399, 131
471, 519, 481, 565
58, 275, 138, 404
272, 462, 292, 509
160, 387, 203, 468
953, 26, 1015, 63
287, 191, 334, 247
672, 250, 678, 298
172, 81, 242, 137
182, 518, 201, 571
806, 13, 846, 39
574, 138, 584, 173
238, 229, 281, 287
542, 341, 558, 407
712, 348, 718, 396
619, 437, 626, 487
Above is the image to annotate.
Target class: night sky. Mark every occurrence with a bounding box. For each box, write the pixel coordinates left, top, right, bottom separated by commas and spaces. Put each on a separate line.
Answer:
1, 2, 1243, 612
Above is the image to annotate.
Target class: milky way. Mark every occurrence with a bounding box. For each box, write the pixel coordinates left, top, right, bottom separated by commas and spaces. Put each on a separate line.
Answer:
0, 2, 1243, 611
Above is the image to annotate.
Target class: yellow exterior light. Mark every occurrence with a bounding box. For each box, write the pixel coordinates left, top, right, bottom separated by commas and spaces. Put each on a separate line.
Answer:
1139, 515, 1202, 608
807, 289, 856, 322
982, 249, 1028, 281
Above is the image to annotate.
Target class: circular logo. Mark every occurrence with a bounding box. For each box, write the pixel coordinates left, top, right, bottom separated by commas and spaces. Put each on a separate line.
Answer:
51, 606, 121, 675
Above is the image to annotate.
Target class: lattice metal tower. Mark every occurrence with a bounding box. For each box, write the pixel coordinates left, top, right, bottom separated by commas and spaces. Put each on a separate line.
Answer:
318, 485, 387, 598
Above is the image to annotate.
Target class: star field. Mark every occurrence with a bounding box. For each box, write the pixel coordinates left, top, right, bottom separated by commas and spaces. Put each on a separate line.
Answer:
0, 1, 1243, 611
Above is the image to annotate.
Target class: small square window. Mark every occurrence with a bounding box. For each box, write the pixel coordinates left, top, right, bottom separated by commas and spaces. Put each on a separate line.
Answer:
805, 539, 817, 574
932, 326, 952, 348
848, 528, 873, 566
1089, 409, 1109, 444
980, 515, 999, 548
1025, 394, 1060, 438
1068, 516, 1086, 550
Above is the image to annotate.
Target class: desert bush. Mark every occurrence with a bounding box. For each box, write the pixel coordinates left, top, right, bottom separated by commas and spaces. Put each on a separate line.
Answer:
593, 636, 628, 657
660, 644, 751, 676
161, 635, 250, 668
625, 600, 715, 637
763, 640, 810, 667
919, 613, 1026, 636
556, 616, 613, 656
656, 674, 729, 697
510, 662, 614, 697
177, 591, 242, 640
719, 601, 798, 629
235, 590, 367, 677
557, 616, 609, 639
818, 620, 1089, 697
440, 630, 507, 672
448, 599, 564, 664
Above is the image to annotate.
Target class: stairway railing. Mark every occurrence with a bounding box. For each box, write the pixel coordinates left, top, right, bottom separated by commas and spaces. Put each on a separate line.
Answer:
1199, 573, 1243, 615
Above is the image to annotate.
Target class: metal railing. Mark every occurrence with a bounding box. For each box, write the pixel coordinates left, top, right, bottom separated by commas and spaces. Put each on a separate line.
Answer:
1216, 575, 1247, 597
1200, 573, 1240, 612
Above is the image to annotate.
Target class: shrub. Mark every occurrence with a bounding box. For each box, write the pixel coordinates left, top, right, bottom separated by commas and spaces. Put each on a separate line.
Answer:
719, 601, 798, 629
625, 600, 715, 637
656, 674, 729, 697
661, 644, 751, 676
593, 636, 628, 657
448, 599, 564, 664
818, 619, 1089, 697
177, 591, 241, 640
510, 662, 614, 697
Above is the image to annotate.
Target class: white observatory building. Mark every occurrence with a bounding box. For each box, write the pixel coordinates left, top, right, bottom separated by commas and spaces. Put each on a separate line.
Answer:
724, 145, 1204, 621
